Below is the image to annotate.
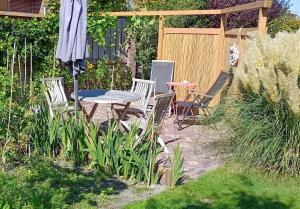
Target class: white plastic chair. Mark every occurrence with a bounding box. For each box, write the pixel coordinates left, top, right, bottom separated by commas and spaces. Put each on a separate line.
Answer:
130, 78, 155, 115
42, 77, 74, 118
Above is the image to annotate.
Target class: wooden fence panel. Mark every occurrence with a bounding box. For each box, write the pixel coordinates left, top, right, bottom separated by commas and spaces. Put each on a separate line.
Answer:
162, 32, 221, 105
161, 27, 257, 106
87, 18, 127, 63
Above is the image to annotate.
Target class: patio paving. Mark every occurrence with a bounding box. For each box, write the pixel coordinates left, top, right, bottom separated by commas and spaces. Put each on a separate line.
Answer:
80, 101, 225, 181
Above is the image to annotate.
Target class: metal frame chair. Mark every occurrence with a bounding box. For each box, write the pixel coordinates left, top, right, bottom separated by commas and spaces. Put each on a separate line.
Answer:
42, 77, 74, 118
176, 71, 229, 130
121, 92, 175, 153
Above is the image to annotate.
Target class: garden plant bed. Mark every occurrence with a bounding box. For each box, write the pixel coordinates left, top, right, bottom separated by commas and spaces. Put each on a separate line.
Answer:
80, 101, 226, 181
0, 159, 167, 209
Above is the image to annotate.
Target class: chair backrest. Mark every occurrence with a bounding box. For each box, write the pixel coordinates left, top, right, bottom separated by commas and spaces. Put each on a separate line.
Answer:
42, 77, 68, 117
151, 92, 175, 129
201, 71, 229, 107
150, 60, 174, 94
131, 78, 155, 113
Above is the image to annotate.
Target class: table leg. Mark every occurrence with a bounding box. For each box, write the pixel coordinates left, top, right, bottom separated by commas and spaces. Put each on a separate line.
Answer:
119, 102, 131, 121
167, 84, 173, 117
88, 103, 99, 122
111, 102, 131, 132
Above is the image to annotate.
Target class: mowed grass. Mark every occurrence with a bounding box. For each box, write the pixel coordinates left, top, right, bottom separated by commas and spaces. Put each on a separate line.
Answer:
125, 164, 300, 209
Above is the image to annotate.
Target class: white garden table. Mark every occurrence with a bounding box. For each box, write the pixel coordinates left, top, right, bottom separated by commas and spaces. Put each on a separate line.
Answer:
71, 89, 141, 122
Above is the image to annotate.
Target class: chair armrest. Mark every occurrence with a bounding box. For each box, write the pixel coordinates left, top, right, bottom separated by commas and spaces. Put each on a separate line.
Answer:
188, 91, 214, 98
197, 93, 214, 98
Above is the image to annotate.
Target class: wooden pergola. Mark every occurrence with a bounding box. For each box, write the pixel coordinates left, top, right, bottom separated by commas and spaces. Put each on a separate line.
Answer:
0, 0, 272, 102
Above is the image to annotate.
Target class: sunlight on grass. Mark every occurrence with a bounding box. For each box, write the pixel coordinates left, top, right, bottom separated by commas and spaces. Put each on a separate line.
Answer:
0, 159, 125, 208
124, 163, 300, 209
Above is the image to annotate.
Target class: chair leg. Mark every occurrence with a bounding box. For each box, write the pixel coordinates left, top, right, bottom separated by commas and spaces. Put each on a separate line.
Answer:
133, 135, 142, 149
177, 106, 192, 131
201, 107, 218, 130
174, 104, 180, 124
201, 107, 209, 119
157, 136, 169, 153
120, 120, 130, 130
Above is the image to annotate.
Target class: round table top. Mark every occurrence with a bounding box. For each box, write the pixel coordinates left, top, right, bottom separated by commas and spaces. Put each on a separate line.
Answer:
166, 81, 197, 88
71, 89, 141, 104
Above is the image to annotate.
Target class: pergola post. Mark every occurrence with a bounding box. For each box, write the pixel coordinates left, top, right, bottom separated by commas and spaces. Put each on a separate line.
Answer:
157, 15, 165, 60
258, 0, 272, 35
0, 0, 8, 11
218, 14, 227, 71
258, 8, 268, 35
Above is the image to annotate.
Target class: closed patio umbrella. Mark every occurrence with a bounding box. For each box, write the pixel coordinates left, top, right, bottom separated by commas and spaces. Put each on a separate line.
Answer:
56, 0, 88, 117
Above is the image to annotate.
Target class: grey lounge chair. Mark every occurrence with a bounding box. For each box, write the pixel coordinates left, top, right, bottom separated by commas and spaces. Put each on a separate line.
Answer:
121, 92, 175, 153
176, 71, 229, 130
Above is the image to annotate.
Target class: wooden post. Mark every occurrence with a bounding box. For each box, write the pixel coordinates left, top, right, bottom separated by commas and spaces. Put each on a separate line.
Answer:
218, 14, 227, 71
157, 15, 165, 60
0, 0, 8, 11
258, 8, 268, 35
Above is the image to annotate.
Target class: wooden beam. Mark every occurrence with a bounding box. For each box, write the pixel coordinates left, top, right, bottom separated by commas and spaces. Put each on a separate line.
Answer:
0, 11, 44, 18
164, 28, 221, 35
221, 0, 272, 14
263, 0, 273, 8
225, 27, 258, 36
157, 15, 165, 60
100, 9, 222, 17
0, 0, 272, 19
258, 8, 268, 35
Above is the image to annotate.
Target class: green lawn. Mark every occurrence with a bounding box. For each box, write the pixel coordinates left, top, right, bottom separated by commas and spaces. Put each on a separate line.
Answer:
2, 160, 300, 209
0, 159, 124, 209
125, 164, 300, 209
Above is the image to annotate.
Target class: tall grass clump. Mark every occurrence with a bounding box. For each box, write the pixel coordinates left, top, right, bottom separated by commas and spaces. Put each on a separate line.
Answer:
84, 121, 161, 185
224, 30, 300, 175
169, 145, 184, 188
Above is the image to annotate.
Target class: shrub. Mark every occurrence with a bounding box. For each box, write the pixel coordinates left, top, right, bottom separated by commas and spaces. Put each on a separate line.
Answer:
133, 0, 207, 27
80, 59, 132, 91
224, 30, 300, 175
206, 0, 290, 28
268, 13, 300, 36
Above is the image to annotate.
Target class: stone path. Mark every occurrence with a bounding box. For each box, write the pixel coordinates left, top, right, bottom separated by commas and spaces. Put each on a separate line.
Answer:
80, 101, 225, 181
158, 117, 225, 180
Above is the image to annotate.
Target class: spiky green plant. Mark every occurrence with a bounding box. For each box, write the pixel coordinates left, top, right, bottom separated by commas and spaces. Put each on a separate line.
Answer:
83, 120, 161, 185
170, 145, 184, 188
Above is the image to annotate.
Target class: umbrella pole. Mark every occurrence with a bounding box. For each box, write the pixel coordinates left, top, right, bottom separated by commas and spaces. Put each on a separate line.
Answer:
74, 73, 79, 119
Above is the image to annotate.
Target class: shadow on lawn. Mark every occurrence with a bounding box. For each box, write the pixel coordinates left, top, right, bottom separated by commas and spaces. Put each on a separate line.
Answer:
143, 192, 293, 209
49, 164, 128, 205
3, 160, 128, 208
141, 173, 295, 209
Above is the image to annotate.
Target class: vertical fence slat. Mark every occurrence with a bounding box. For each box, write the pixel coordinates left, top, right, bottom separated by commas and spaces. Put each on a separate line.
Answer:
87, 18, 127, 63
